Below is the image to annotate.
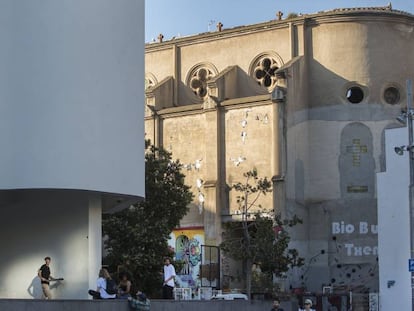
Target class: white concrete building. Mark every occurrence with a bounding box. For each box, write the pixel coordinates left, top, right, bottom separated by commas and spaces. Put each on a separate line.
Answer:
0, 0, 145, 299
377, 127, 411, 310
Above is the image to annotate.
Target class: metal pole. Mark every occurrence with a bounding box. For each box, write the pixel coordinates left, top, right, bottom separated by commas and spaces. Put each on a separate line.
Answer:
407, 79, 414, 311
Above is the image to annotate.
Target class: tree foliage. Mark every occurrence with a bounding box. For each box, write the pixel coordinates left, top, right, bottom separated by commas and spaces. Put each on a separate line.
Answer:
220, 169, 303, 297
102, 140, 193, 296
254, 213, 304, 275
286, 12, 299, 19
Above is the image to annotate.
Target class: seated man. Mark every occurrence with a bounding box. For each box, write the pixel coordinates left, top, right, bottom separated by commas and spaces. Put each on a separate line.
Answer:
88, 268, 117, 299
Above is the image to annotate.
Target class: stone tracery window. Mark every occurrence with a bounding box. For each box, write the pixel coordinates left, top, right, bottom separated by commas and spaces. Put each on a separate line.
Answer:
250, 52, 283, 91
145, 73, 157, 90
187, 63, 218, 98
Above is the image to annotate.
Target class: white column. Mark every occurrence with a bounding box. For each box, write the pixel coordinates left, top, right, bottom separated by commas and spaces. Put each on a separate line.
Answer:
88, 194, 102, 293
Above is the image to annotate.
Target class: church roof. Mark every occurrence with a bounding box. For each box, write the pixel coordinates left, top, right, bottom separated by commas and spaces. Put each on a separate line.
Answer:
318, 3, 413, 17
146, 4, 414, 46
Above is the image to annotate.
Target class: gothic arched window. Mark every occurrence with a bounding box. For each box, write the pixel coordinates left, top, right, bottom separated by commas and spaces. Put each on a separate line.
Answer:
145, 73, 157, 90
186, 63, 218, 98
249, 52, 283, 91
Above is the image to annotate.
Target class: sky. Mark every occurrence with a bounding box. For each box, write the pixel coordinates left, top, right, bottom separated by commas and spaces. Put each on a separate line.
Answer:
145, 0, 414, 42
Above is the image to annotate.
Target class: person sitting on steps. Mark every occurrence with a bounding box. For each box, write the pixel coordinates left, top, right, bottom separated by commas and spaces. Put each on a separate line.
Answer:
88, 268, 117, 299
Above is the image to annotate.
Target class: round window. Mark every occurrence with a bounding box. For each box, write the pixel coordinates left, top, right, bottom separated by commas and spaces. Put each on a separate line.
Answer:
383, 86, 400, 105
346, 86, 364, 104
249, 52, 283, 91
187, 65, 216, 98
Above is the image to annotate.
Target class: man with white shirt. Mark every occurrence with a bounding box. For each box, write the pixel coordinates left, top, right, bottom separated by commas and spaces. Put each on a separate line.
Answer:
162, 257, 176, 299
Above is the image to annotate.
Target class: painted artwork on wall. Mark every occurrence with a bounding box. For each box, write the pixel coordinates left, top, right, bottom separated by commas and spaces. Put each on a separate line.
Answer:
169, 228, 204, 289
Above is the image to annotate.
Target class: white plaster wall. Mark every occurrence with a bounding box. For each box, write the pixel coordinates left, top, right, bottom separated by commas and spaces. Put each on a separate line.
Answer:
0, 190, 99, 299
0, 0, 144, 299
88, 195, 102, 293
0, 0, 145, 198
377, 127, 411, 310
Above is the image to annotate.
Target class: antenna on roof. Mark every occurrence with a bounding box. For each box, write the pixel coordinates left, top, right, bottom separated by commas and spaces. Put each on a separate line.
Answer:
208, 20, 216, 32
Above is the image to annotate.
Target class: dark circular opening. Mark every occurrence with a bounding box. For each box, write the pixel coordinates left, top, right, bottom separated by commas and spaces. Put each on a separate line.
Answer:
346, 86, 364, 104
255, 69, 265, 79
190, 79, 202, 89
198, 68, 207, 81
262, 58, 271, 68
383, 86, 400, 105
198, 87, 207, 97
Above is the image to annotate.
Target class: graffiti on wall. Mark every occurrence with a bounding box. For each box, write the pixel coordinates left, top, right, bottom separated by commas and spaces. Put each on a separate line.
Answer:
332, 221, 378, 257
169, 228, 204, 289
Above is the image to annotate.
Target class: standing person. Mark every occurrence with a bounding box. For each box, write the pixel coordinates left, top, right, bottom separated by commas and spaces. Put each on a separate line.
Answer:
88, 268, 117, 299
162, 257, 176, 299
271, 298, 284, 311
38, 256, 56, 299
299, 298, 316, 311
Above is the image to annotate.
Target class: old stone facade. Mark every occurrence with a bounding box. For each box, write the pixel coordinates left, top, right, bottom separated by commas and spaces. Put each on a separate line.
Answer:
144, 5, 414, 295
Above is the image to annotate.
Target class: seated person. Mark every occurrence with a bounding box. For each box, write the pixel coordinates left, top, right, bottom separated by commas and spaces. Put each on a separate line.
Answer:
118, 272, 132, 299
88, 268, 117, 299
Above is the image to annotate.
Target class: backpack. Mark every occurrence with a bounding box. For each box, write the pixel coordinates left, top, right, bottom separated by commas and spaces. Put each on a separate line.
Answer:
129, 297, 150, 311
106, 279, 117, 295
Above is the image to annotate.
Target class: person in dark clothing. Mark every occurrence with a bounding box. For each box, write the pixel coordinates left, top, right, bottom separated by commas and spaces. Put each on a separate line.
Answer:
118, 272, 132, 299
271, 298, 284, 311
38, 256, 56, 299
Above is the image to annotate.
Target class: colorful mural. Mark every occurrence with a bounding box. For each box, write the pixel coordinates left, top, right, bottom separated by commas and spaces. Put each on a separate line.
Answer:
169, 228, 204, 289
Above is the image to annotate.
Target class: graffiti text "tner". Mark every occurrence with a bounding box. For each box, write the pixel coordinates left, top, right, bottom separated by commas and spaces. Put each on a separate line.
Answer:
344, 244, 378, 256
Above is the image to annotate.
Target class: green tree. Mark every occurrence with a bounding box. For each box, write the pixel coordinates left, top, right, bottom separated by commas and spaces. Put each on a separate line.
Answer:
220, 169, 303, 298
103, 140, 193, 296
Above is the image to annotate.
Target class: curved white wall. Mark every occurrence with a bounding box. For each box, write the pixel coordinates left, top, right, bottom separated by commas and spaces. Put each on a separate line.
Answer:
0, 191, 92, 299
0, 0, 144, 299
0, 0, 144, 198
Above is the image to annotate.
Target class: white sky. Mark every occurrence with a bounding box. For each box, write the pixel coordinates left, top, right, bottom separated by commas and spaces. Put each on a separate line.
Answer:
145, 0, 414, 42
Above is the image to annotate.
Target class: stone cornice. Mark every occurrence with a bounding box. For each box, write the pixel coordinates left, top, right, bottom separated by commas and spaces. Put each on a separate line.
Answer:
306, 9, 414, 26
149, 95, 273, 119
145, 20, 290, 52
156, 103, 203, 118
221, 94, 272, 109
145, 8, 414, 53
